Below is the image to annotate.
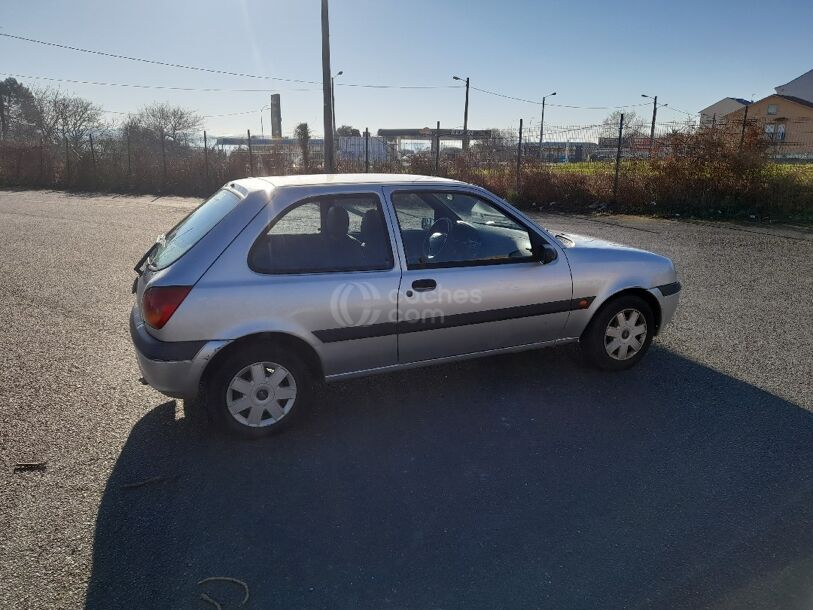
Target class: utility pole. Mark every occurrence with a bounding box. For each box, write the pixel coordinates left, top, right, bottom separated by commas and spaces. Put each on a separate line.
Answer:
739, 104, 749, 151
538, 91, 556, 159
452, 76, 470, 150
642, 94, 657, 158
321, 0, 335, 173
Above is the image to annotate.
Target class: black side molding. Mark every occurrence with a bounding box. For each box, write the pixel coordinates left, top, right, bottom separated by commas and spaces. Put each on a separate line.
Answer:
129, 310, 206, 361
398, 298, 592, 334
313, 322, 399, 343
313, 297, 595, 344
657, 282, 682, 297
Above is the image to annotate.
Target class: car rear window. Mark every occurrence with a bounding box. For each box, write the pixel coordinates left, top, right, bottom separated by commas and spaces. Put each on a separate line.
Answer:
149, 189, 241, 270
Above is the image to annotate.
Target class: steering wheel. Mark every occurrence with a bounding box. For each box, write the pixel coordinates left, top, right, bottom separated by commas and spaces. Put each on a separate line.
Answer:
422, 217, 454, 261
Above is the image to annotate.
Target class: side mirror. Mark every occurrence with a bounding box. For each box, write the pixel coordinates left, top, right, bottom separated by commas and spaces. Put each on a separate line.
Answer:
531, 241, 558, 264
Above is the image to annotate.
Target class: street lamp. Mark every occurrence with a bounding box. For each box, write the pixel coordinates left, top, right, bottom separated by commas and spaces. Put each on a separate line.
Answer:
641, 93, 658, 157
259, 104, 270, 137
452, 75, 470, 150
332, 70, 343, 135
538, 91, 556, 160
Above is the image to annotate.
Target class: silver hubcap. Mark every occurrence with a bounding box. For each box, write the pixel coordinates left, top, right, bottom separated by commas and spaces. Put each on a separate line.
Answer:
605, 308, 647, 361
226, 362, 297, 428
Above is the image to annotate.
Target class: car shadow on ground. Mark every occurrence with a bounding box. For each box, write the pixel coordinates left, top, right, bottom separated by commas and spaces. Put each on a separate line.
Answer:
85, 346, 813, 609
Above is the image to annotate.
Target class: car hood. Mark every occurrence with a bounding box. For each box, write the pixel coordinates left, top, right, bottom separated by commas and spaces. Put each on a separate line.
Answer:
553, 231, 678, 290
554, 232, 647, 253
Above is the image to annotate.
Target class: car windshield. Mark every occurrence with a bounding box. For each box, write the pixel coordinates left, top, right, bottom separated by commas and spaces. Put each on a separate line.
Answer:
149, 189, 241, 270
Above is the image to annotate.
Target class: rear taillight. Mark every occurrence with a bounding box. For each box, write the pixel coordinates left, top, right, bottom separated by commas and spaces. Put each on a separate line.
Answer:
142, 286, 192, 329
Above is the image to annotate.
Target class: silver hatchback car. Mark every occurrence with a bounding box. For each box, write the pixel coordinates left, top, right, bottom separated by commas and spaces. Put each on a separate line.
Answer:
131, 174, 680, 437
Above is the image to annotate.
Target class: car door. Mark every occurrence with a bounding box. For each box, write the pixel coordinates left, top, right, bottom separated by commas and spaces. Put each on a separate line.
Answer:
383, 186, 574, 364
192, 188, 401, 378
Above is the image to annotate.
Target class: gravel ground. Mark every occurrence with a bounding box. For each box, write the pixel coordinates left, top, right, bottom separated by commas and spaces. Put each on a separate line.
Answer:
0, 189, 811, 609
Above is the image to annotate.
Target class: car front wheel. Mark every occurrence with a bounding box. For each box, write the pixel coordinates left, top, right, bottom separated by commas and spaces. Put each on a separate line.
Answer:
203, 343, 312, 438
580, 295, 655, 371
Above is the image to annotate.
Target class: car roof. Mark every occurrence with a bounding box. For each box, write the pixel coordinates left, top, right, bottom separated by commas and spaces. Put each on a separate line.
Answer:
253, 173, 468, 188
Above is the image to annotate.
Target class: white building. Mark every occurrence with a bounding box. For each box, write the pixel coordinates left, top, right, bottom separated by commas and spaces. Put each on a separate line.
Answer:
775, 69, 813, 103
699, 97, 751, 125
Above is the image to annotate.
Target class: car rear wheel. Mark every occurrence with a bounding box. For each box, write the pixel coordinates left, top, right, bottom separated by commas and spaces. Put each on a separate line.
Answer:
580, 295, 655, 371
203, 343, 312, 438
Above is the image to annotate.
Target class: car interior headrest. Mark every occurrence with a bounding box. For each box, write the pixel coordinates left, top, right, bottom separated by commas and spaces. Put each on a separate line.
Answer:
360, 209, 384, 239
325, 205, 350, 238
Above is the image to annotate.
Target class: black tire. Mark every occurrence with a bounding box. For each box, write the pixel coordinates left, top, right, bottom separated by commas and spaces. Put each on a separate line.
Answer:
202, 342, 313, 438
580, 295, 655, 371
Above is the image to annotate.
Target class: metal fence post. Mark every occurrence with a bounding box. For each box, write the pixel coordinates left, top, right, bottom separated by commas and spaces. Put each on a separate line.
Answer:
247, 129, 253, 176
203, 130, 209, 188
126, 127, 132, 177
434, 121, 441, 176
613, 113, 624, 201
160, 128, 167, 188
516, 118, 523, 195
39, 138, 44, 184
64, 136, 70, 188
89, 133, 97, 188
364, 127, 369, 173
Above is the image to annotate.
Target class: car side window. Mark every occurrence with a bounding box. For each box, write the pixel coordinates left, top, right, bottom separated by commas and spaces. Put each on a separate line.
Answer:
391, 191, 534, 269
250, 194, 393, 274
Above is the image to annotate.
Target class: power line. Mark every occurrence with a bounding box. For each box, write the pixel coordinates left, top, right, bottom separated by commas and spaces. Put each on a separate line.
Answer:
469, 85, 650, 110
661, 104, 696, 117
0, 32, 320, 85
469, 86, 540, 104
203, 107, 267, 118
551, 101, 650, 110
0, 32, 460, 90
0, 72, 314, 92
101, 106, 267, 118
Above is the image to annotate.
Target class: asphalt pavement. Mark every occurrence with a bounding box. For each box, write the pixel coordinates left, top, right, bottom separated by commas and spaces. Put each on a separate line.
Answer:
1, 189, 811, 609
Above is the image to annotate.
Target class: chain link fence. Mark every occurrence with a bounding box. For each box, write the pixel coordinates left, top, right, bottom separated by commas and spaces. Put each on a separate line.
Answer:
2, 115, 812, 217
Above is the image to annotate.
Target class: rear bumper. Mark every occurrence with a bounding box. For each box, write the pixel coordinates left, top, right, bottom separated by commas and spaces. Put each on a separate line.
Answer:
129, 306, 229, 400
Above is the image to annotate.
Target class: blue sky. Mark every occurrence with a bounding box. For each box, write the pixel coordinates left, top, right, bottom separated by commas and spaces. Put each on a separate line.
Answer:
2, 0, 812, 136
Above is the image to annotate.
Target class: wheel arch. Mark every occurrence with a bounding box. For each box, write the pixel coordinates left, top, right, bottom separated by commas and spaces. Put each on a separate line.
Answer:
582, 288, 663, 339
200, 331, 324, 388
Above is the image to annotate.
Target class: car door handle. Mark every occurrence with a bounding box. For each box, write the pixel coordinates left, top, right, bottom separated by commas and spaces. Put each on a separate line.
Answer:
411, 279, 437, 292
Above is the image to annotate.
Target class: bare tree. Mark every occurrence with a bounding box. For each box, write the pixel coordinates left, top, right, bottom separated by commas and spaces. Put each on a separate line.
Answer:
128, 102, 202, 146
601, 110, 646, 139
295, 122, 311, 171
30, 87, 104, 147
